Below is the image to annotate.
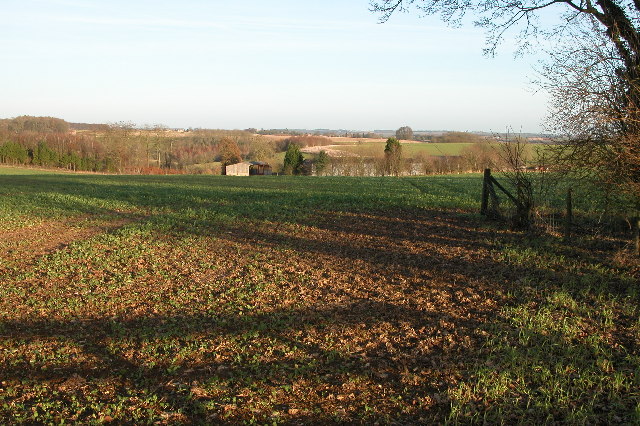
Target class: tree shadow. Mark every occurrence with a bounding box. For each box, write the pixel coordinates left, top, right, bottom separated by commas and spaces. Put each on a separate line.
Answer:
2, 297, 489, 422
1, 173, 637, 423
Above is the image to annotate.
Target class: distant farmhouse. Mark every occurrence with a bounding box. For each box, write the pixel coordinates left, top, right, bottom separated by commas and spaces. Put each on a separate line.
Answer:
225, 161, 272, 176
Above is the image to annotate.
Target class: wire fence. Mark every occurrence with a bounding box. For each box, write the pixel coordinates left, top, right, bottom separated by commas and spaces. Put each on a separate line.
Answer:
483, 169, 639, 247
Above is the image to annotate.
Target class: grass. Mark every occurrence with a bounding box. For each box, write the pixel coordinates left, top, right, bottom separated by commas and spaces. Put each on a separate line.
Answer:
0, 166, 638, 423
448, 236, 640, 423
0, 165, 60, 175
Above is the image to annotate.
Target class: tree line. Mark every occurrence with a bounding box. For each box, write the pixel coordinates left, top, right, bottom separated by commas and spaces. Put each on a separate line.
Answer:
0, 117, 284, 174
0, 116, 514, 177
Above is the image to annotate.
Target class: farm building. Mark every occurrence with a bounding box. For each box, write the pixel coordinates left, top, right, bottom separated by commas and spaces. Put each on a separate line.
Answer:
225, 161, 272, 176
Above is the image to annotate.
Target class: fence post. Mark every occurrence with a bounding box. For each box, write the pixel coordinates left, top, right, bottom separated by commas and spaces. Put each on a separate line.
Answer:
564, 188, 573, 242
487, 182, 501, 218
481, 168, 490, 215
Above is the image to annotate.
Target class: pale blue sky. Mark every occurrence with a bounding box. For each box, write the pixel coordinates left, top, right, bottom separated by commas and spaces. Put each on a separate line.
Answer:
1, 0, 549, 132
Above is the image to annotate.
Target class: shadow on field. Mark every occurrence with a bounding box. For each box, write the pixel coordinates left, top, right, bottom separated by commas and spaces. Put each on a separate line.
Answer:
2, 174, 638, 423
2, 298, 484, 423
1, 203, 510, 422
0, 174, 427, 223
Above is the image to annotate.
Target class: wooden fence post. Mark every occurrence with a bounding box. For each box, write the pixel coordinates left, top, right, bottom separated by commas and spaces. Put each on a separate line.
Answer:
487, 181, 501, 218
481, 168, 490, 215
564, 188, 573, 242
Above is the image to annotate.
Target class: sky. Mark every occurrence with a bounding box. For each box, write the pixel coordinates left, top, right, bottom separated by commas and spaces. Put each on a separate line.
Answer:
0, 0, 550, 132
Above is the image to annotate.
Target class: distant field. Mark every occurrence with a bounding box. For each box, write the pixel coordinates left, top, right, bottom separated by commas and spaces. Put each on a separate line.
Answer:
1, 167, 637, 423
259, 135, 554, 159
337, 142, 474, 157
333, 141, 554, 159
259, 135, 476, 156
0, 166, 60, 175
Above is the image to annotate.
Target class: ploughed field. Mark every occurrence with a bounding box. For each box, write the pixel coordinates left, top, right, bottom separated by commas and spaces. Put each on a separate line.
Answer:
0, 167, 638, 423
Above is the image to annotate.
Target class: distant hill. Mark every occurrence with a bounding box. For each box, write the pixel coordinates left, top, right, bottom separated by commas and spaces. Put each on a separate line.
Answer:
69, 122, 108, 131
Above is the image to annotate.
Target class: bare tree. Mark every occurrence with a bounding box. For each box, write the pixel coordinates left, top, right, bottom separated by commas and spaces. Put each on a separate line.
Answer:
540, 27, 640, 209
395, 126, 414, 141
219, 137, 243, 170
371, 0, 640, 65
461, 142, 501, 172
372, 0, 640, 213
497, 137, 535, 229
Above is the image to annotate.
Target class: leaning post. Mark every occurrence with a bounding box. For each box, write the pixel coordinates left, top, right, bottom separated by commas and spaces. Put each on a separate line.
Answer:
481, 168, 491, 215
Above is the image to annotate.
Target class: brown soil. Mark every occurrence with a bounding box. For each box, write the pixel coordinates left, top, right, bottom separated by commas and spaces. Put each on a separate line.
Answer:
0, 217, 132, 270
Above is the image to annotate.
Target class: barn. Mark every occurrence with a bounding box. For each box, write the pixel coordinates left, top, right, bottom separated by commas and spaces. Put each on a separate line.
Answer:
225, 161, 272, 176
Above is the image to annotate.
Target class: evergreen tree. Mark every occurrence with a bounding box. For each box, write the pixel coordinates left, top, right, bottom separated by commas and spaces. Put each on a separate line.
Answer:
33, 142, 59, 167
384, 137, 402, 176
283, 144, 304, 175
315, 150, 329, 176
0, 141, 28, 164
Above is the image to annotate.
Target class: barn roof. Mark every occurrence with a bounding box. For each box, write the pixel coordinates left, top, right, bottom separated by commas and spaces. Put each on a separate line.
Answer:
228, 161, 271, 166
